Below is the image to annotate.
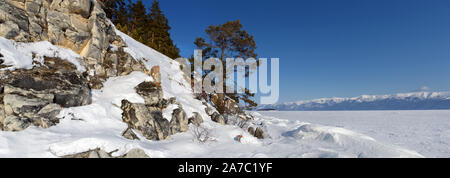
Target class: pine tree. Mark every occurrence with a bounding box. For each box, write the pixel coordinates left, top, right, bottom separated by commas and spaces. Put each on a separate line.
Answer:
128, 1, 149, 44
98, 0, 127, 24
147, 0, 180, 59
101, 0, 180, 59
194, 20, 258, 111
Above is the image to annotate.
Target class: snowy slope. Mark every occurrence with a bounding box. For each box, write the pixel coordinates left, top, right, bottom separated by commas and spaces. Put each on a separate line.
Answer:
259, 92, 450, 111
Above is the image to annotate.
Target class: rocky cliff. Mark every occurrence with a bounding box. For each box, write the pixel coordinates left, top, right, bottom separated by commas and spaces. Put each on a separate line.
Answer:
0, 0, 262, 157
0, 0, 149, 88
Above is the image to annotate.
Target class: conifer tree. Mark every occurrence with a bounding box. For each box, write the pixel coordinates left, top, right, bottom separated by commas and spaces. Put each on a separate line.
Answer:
147, 0, 180, 59
101, 0, 180, 59
194, 20, 258, 111
98, 0, 127, 24
128, 1, 149, 44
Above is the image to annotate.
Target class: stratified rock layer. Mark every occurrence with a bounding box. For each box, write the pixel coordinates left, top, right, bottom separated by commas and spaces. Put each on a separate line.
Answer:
0, 57, 90, 131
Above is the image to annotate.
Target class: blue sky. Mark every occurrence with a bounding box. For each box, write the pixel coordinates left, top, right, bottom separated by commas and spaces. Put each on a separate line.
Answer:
144, 0, 450, 103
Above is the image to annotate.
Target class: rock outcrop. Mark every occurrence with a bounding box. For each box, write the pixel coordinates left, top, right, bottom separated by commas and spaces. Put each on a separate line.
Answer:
0, 0, 253, 145
121, 80, 200, 141
0, 57, 90, 131
135, 81, 163, 107
247, 127, 265, 139
121, 99, 170, 141
169, 108, 188, 135
188, 112, 203, 127
0, 0, 151, 131
0, 0, 149, 89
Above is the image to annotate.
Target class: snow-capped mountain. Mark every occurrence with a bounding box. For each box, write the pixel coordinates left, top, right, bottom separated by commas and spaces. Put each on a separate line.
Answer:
258, 92, 450, 111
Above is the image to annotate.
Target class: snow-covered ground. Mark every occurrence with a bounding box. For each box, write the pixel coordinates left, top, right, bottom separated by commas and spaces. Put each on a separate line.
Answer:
259, 111, 450, 158
0, 87, 427, 158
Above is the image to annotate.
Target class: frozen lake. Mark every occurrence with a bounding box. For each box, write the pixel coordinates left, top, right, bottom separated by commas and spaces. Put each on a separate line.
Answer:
258, 110, 450, 158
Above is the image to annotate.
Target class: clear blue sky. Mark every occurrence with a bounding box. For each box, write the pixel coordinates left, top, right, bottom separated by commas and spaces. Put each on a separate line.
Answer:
143, 0, 450, 103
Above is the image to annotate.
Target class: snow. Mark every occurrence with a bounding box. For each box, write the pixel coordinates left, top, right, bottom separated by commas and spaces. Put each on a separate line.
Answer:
0, 37, 85, 71
259, 110, 450, 158
0, 69, 428, 157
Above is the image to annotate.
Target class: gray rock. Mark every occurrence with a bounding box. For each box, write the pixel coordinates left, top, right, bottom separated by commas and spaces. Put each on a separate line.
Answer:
63, 148, 149, 158
135, 81, 163, 106
254, 127, 265, 139
122, 127, 140, 140
32, 104, 62, 128
248, 127, 255, 136
0, 105, 5, 129
63, 148, 112, 158
168, 97, 178, 105
2, 115, 31, 132
96, 149, 112, 158
121, 148, 150, 158
25, 1, 41, 14
0, 57, 90, 131
68, 0, 92, 18
169, 108, 189, 135
121, 100, 170, 141
3, 94, 49, 118
224, 97, 240, 114
211, 112, 226, 125
0, 0, 30, 41
0, 21, 20, 39
188, 112, 203, 127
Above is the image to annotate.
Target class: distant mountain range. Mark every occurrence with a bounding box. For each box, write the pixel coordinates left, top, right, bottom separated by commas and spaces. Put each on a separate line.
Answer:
258, 92, 450, 111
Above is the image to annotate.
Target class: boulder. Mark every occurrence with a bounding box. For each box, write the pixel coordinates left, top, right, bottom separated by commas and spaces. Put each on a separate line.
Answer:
135, 81, 163, 106
121, 148, 150, 158
211, 112, 226, 125
63, 148, 111, 158
188, 112, 203, 127
168, 97, 178, 105
169, 108, 189, 135
254, 127, 265, 139
224, 97, 240, 114
121, 100, 170, 141
248, 127, 255, 136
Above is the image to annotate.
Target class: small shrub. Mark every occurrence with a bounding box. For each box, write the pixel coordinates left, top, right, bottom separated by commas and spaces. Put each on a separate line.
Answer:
191, 125, 214, 143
